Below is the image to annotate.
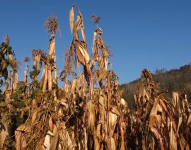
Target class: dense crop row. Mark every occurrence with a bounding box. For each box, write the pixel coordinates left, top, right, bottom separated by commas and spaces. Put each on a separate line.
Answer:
0, 3, 190, 150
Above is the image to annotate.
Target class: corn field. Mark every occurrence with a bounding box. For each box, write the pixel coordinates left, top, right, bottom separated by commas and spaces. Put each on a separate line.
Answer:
0, 3, 191, 150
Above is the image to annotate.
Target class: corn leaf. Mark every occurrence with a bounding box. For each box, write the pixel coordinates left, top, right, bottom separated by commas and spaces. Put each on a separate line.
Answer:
73, 15, 81, 34
69, 7, 74, 33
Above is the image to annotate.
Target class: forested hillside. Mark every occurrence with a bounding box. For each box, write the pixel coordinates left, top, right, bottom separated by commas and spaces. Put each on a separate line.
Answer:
120, 63, 191, 110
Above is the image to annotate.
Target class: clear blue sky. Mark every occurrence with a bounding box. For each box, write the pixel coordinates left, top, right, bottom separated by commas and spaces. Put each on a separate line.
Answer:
0, 0, 191, 85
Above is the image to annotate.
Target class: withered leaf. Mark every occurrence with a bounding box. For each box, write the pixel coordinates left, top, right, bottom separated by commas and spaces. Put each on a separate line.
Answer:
69, 7, 74, 33
73, 15, 81, 34
98, 70, 109, 82
81, 27, 86, 42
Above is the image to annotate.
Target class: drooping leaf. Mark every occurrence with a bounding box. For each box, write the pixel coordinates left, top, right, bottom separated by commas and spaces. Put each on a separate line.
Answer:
69, 7, 74, 33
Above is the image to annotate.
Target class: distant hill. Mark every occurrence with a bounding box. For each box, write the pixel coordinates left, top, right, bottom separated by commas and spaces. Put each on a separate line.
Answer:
119, 63, 191, 110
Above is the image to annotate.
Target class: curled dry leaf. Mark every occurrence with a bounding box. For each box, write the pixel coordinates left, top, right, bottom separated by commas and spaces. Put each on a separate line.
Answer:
73, 15, 81, 35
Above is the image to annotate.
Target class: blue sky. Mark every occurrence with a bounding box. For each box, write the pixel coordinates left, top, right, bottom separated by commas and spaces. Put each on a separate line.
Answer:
0, 0, 191, 85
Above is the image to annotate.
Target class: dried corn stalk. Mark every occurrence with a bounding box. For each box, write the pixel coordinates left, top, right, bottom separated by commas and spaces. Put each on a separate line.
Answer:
0, 3, 190, 150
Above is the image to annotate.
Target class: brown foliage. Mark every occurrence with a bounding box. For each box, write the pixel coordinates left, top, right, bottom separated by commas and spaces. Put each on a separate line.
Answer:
0, 3, 190, 150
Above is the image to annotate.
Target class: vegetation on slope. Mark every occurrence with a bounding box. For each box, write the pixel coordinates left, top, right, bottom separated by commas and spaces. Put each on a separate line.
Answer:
120, 64, 191, 110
